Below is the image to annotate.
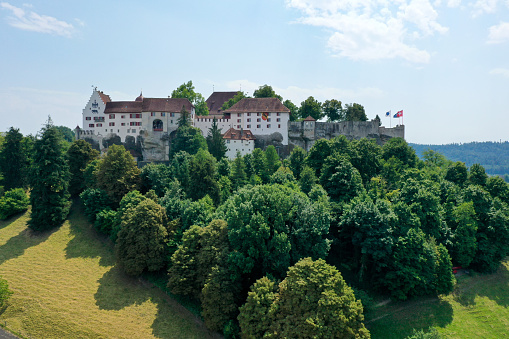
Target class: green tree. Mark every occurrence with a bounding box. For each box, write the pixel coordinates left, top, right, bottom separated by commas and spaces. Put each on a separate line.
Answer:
79, 188, 112, 222
29, 119, 71, 231
299, 166, 318, 194
451, 202, 477, 267
66, 139, 99, 196
298, 96, 323, 120
238, 277, 278, 339
221, 91, 248, 111
344, 103, 368, 121
486, 176, 509, 205
322, 99, 344, 122
319, 155, 364, 203
230, 151, 247, 190
95, 144, 141, 205
55, 125, 75, 143
288, 146, 306, 180
267, 258, 370, 338
0, 127, 30, 190
340, 196, 395, 283
382, 138, 419, 168
283, 99, 299, 121
270, 166, 295, 185
445, 161, 468, 187
306, 138, 332, 178
188, 149, 220, 205
253, 84, 283, 101
171, 80, 209, 116
468, 163, 488, 186
116, 199, 169, 275
251, 148, 268, 182
206, 117, 227, 161
264, 145, 281, 176
140, 163, 172, 197
349, 138, 382, 186
170, 107, 207, 157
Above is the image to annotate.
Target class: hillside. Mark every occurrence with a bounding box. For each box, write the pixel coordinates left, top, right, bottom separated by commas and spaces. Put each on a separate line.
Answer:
0, 204, 219, 339
410, 141, 509, 179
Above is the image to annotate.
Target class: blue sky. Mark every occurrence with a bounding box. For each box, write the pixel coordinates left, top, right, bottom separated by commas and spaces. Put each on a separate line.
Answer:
0, 0, 508, 144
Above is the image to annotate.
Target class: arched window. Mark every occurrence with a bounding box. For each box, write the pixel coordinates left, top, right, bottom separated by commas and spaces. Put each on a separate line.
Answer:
153, 119, 163, 131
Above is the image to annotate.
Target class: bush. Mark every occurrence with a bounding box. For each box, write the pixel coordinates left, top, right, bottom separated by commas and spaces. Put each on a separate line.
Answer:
0, 188, 29, 220
94, 208, 120, 237
80, 188, 112, 222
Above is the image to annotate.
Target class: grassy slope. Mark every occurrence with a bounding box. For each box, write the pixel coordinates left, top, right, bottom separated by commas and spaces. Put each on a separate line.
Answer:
366, 261, 509, 338
0, 203, 219, 339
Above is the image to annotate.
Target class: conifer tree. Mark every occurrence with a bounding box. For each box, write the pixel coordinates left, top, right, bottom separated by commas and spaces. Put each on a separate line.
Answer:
66, 139, 99, 196
0, 127, 30, 190
29, 118, 71, 231
206, 117, 227, 161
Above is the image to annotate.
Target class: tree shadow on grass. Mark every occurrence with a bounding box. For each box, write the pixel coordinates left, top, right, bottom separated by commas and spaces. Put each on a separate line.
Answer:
94, 267, 221, 338
366, 297, 454, 339
0, 217, 56, 266
94, 266, 152, 311
0, 212, 27, 231
453, 264, 509, 308
64, 200, 115, 267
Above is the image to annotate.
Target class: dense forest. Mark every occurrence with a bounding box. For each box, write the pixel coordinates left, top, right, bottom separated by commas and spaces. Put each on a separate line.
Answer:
410, 142, 509, 181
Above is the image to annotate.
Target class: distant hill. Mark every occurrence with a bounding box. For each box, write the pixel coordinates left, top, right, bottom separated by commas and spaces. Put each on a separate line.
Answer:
410, 141, 509, 180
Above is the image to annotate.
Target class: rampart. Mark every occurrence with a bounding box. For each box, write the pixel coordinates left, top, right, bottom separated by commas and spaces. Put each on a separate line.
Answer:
288, 119, 405, 151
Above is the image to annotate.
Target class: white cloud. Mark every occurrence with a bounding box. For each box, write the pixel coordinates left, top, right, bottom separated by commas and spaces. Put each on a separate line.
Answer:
487, 22, 509, 44
490, 68, 509, 77
0, 2, 74, 37
447, 0, 461, 7
286, 0, 448, 63
471, 0, 498, 16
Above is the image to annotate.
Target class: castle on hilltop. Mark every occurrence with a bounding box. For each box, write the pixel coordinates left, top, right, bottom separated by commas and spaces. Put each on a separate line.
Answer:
76, 88, 404, 161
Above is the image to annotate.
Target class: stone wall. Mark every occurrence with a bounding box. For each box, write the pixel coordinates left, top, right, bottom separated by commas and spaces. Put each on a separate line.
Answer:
288, 119, 405, 152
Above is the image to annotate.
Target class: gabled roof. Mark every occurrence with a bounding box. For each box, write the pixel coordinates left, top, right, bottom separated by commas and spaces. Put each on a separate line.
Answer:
224, 98, 290, 114
98, 91, 111, 104
104, 101, 142, 113
223, 127, 256, 140
206, 91, 238, 115
142, 98, 193, 112
303, 116, 316, 121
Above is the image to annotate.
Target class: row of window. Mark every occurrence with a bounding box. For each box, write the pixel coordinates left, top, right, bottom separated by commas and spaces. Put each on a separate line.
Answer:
241, 112, 282, 117
237, 118, 280, 123
88, 122, 142, 128
237, 124, 281, 129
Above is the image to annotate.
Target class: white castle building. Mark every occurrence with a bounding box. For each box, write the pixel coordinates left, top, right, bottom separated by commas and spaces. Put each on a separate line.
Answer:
77, 88, 290, 161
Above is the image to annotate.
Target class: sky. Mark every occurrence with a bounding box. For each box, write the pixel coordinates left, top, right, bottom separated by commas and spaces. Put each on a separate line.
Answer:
0, 0, 508, 144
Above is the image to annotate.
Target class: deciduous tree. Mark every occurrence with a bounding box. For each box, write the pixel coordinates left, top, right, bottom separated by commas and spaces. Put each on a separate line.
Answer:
298, 96, 323, 120
67, 139, 99, 196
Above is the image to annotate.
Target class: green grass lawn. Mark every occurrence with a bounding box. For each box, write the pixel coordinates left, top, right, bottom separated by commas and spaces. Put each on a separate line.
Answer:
366, 261, 509, 338
0, 203, 220, 339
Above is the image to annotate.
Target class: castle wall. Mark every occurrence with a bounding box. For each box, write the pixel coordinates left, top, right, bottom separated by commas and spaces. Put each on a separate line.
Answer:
288, 119, 405, 152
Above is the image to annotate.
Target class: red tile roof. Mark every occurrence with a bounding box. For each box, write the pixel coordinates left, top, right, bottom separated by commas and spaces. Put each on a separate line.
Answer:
206, 92, 238, 115
104, 101, 142, 113
223, 127, 256, 140
104, 98, 194, 114
142, 98, 193, 112
224, 98, 290, 114
303, 116, 316, 121
98, 91, 111, 104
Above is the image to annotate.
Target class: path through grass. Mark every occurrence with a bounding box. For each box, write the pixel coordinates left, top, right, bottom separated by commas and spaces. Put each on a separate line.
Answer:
0, 203, 220, 339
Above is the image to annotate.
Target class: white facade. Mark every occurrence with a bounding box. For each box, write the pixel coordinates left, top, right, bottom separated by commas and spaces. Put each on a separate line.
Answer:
81, 89, 108, 137
194, 116, 232, 138
225, 138, 255, 159
229, 112, 289, 144
103, 112, 142, 141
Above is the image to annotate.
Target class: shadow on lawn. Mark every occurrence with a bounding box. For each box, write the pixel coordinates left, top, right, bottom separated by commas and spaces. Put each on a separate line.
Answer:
0, 212, 56, 266
453, 264, 509, 308
0, 212, 26, 231
367, 297, 454, 339
64, 200, 114, 267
